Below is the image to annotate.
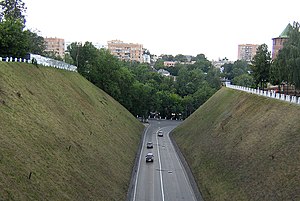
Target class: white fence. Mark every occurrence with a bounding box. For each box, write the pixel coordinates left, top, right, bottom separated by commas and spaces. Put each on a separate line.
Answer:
226, 84, 300, 105
0, 54, 77, 72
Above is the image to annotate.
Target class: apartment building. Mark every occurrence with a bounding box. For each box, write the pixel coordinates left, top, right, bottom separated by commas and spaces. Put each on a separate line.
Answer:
44, 37, 65, 58
107, 40, 143, 63
237, 44, 259, 62
272, 23, 291, 59
164, 61, 176, 67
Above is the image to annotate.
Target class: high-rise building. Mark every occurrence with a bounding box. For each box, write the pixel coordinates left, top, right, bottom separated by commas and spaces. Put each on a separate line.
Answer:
107, 40, 143, 63
272, 23, 291, 59
44, 37, 65, 58
237, 44, 259, 62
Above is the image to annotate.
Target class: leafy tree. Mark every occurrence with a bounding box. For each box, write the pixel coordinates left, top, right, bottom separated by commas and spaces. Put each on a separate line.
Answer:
25, 30, 45, 55
251, 43, 271, 89
67, 42, 100, 79
189, 54, 212, 72
160, 54, 174, 61
156, 91, 182, 119
205, 66, 221, 89
221, 63, 234, 80
232, 74, 255, 87
0, 19, 29, 58
271, 21, 300, 89
192, 82, 217, 110
167, 63, 183, 76
176, 67, 206, 96
0, 0, 27, 24
130, 81, 156, 118
232, 60, 250, 78
153, 59, 164, 70
64, 53, 74, 64
175, 54, 187, 62
0, 0, 45, 58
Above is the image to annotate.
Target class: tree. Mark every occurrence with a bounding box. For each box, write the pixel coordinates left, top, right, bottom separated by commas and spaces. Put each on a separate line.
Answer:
0, 0, 45, 58
206, 66, 221, 89
232, 60, 250, 78
221, 63, 234, 80
0, 19, 29, 58
25, 30, 45, 55
175, 54, 187, 62
271, 21, 300, 90
0, 0, 27, 24
189, 54, 212, 72
251, 43, 271, 89
232, 74, 255, 87
153, 59, 164, 70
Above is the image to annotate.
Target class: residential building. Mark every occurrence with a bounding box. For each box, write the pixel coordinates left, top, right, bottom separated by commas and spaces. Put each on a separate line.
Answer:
107, 39, 143, 62
164, 61, 176, 67
158, 69, 171, 77
272, 23, 291, 59
212, 58, 233, 72
44, 37, 65, 58
237, 44, 259, 62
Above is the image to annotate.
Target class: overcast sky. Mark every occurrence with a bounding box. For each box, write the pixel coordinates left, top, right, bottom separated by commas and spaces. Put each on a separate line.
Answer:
24, 0, 300, 61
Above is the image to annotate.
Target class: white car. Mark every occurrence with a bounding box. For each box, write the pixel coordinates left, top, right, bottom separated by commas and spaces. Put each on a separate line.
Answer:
146, 142, 153, 149
157, 130, 163, 137
145, 153, 154, 162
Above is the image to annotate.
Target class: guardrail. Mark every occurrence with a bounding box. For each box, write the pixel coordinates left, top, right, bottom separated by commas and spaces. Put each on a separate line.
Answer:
226, 84, 300, 105
0, 54, 77, 72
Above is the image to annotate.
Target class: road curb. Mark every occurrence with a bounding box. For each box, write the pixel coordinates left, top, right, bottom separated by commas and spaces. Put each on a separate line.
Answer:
169, 131, 205, 201
126, 125, 148, 201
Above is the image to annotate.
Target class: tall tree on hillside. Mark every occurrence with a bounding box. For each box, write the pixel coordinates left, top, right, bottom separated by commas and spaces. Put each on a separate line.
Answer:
0, 19, 29, 58
25, 30, 45, 55
0, 0, 45, 58
251, 44, 271, 89
271, 21, 300, 89
0, 0, 26, 24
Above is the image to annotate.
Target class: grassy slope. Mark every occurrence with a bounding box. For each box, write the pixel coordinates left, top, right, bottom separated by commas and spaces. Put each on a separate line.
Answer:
0, 62, 144, 201
172, 87, 300, 201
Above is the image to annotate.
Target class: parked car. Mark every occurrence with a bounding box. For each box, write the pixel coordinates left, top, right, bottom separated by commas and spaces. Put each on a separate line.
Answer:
146, 142, 153, 149
157, 130, 163, 137
145, 153, 154, 162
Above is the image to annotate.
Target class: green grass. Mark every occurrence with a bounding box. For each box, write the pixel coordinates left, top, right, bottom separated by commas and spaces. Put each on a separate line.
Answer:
172, 87, 300, 201
0, 62, 144, 200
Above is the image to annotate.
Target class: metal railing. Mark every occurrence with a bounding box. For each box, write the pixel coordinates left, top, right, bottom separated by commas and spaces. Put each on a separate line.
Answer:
226, 83, 300, 105
0, 54, 77, 72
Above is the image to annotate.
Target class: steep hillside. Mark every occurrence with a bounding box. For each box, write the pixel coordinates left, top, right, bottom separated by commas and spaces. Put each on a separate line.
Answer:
0, 62, 144, 200
172, 87, 300, 201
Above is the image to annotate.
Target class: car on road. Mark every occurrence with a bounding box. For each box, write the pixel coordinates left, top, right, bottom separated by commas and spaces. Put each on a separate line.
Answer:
157, 130, 163, 137
146, 142, 153, 149
145, 153, 154, 162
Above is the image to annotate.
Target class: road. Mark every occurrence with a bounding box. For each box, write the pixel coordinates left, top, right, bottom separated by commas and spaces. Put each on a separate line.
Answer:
130, 119, 199, 201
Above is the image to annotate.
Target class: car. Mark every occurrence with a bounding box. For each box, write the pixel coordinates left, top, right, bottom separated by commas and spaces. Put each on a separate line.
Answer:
146, 142, 153, 149
157, 130, 163, 137
145, 153, 154, 162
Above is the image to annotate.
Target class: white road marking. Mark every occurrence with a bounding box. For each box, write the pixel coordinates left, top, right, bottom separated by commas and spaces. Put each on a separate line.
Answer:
156, 129, 165, 201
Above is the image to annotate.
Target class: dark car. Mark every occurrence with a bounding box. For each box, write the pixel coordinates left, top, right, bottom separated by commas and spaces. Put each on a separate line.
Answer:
157, 130, 163, 137
145, 153, 154, 162
146, 142, 153, 149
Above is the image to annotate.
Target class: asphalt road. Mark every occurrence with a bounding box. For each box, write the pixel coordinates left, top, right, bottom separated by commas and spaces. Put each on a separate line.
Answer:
130, 119, 198, 201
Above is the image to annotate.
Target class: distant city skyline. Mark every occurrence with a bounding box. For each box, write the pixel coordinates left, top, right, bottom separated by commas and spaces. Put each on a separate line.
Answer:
24, 0, 300, 61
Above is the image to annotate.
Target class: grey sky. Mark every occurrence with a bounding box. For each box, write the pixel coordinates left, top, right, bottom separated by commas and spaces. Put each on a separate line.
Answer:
24, 0, 300, 61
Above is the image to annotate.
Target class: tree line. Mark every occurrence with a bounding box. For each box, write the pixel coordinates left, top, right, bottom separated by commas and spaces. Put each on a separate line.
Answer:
67, 42, 221, 119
